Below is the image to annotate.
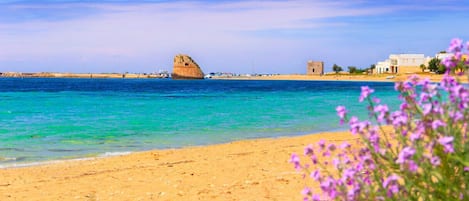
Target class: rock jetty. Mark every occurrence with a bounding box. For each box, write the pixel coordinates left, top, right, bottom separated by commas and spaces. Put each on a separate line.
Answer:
172, 54, 204, 79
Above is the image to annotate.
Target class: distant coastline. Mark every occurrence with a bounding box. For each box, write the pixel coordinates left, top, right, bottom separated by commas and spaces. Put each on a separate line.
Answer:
0, 72, 169, 79
211, 73, 468, 83
1, 72, 467, 83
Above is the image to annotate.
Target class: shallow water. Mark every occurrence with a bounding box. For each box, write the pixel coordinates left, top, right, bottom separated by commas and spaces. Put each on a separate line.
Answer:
0, 78, 400, 165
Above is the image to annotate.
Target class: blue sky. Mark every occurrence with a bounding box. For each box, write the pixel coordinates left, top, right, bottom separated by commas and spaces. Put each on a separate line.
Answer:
0, 0, 468, 74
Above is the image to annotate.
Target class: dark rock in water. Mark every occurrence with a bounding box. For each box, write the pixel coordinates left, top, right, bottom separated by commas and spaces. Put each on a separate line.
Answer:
172, 54, 204, 79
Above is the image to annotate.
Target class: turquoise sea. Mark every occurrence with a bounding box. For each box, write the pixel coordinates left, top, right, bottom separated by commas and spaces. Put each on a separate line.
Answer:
0, 78, 400, 166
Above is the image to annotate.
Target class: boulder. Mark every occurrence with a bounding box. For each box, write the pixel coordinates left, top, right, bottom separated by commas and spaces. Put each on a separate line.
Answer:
172, 54, 204, 79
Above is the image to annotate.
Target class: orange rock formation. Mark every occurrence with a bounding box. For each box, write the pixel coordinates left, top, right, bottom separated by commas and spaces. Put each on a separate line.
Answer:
172, 54, 204, 79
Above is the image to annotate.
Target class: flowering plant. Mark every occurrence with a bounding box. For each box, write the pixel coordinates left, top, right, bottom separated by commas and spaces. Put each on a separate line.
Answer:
291, 39, 469, 201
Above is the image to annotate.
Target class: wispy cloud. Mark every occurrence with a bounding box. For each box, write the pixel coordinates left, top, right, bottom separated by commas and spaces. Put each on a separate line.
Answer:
0, 0, 468, 73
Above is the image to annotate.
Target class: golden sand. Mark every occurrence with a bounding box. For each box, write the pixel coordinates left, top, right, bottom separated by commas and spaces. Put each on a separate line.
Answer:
212, 73, 468, 83
0, 130, 359, 201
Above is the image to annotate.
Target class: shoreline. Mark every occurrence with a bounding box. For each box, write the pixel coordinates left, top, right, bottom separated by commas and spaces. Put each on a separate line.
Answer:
0, 128, 346, 170
211, 73, 469, 83
0, 72, 169, 79
2, 72, 468, 83
0, 151, 134, 169
0, 129, 358, 200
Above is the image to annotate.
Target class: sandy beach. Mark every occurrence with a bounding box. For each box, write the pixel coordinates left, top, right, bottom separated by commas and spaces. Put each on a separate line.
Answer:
212, 73, 469, 83
0, 130, 359, 201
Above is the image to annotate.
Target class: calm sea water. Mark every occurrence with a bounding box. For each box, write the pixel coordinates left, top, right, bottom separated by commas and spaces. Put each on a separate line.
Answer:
0, 78, 400, 166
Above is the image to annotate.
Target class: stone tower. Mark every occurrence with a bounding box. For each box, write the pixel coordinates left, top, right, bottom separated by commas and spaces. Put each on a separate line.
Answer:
172, 54, 204, 79
306, 60, 324, 75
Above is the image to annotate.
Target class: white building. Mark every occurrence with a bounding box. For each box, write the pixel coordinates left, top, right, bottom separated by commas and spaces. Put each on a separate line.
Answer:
435, 52, 454, 60
375, 60, 391, 74
375, 54, 426, 74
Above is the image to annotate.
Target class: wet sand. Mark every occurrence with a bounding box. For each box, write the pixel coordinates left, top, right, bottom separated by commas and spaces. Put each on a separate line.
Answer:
0, 130, 359, 201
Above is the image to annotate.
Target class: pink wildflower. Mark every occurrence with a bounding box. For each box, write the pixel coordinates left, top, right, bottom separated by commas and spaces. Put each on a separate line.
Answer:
336, 105, 347, 125
290, 153, 301, 170
383, 174, 400, 197
359, 86, 374, 102
396, 146, 415, 164
448, 38, 463, 52
304, 144, 314, 155
438, 136, 454, 153
374, 104, 389, 123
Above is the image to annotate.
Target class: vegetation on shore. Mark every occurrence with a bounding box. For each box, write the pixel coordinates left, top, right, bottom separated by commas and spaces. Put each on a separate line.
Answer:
291, 38, 469, 200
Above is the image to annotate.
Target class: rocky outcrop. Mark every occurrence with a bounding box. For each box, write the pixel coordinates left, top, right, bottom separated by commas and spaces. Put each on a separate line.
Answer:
172, 54, 204, 79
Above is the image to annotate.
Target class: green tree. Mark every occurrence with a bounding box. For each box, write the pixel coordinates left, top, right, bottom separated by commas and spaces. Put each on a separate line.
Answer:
428, 58, 441, 72
332, 64, 343, 74
437, 63, 446, 74
419, 64, 426, 72
455, 59, 468, 73
347, 66, 357, 74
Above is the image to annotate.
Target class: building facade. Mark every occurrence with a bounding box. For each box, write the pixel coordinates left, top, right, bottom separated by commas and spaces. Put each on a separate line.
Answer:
375, 54, 426, 74
307, 60, 324, 75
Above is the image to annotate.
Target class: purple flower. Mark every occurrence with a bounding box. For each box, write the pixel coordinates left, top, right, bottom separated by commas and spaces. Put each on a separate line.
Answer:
320, 177, 338, 199
464, 167, 469, 172
336, 105, 347, 125
449, 111, 464, 121
394, 82, 403, 91
340, 142, 351, 149
396, 146, 415, 164
312, 194, 321, 201
441, 57, 456, 69
328, 143, 336, 152
341, 168, 356, 185
349, 118, 371, 135
311, 169, 320, 180
438, 136, 454, 153
318, 139, 326, 149
374, 104, 389, 123
332, 158, 340, 168
410, 125, 424, 141
418, 77, 430, 87
359, 86, 374, 102
322, 150, 331, 157
430, 156, 441, 166
448, 38, 463, 52
419, 92, 430, 103
290, 153, 301, 170
373, 97, 381, 104
304, 144, 314, 155
422, 103, 432, 115
360, 154, 376, 170
302, 187, 311, 196
368, 128, 381, 153
391, 111, 408, 127
342, 155, 351, 164
407, 160, 419, 173
349, 116, 360, 135
432, 120, 446, 130
383, 174, 400, 197
441, 74, 457, 90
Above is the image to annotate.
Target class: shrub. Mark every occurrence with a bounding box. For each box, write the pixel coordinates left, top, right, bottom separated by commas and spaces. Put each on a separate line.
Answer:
290, 38, 469, 201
